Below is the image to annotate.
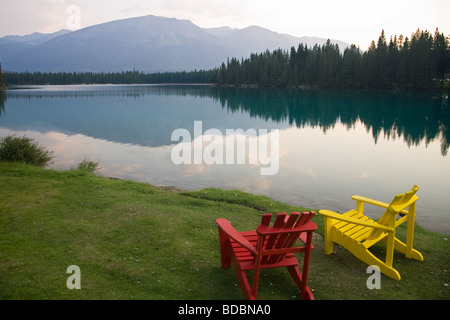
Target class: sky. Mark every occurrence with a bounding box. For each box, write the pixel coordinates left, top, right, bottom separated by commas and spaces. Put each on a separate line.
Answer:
1, 0, 449, 50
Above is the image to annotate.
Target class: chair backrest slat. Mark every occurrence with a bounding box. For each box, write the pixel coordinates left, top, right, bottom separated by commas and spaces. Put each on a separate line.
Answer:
260, 213, 286, 264
266, 213, 300, 264
367, 185, 419, 240
260, 213, 273, 227
260, 212, 315, 264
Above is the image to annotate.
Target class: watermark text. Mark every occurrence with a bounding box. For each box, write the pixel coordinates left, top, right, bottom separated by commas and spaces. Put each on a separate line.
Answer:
366, 265, 381, 289
66, 5, 81, 31
171, 121, 279, 175
66, 265, 81, 289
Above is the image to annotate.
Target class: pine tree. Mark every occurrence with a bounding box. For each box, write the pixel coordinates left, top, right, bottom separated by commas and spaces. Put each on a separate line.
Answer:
409, 29, 434, 88
376, 30, 389, 88
387, 36, 399, 87
341, 45, 362, 88
432, 28, 449, 81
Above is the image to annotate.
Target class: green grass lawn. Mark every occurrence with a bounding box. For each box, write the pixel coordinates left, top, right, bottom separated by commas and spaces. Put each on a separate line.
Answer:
0, 162, 448, 300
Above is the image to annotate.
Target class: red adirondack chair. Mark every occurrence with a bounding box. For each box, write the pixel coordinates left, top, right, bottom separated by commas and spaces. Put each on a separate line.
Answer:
216, 211, 317, 300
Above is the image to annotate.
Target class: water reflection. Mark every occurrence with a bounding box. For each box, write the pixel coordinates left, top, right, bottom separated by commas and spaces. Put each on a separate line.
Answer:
1, 85, 449, 234
2, 85, 289, 147
3, 85, 449, 156
208, 87, 450, 156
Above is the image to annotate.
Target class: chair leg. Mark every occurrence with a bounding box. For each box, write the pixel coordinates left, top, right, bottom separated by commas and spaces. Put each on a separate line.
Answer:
233, 268, 256, 300
230, 255, 256, 300
403, 203, 424, 261
323, 217, 334, 255
393, 237, 424, 261
348, 245, 401, 280
287, 265, 314, 300
218, 227, 231, 268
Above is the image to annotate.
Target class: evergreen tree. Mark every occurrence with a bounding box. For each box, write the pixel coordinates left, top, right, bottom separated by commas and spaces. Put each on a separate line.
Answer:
341, 45, 362, 88
375, 30, 389, 88
386, 35, 399, 87
432, 28, 449, 81
409, 29, 434, 88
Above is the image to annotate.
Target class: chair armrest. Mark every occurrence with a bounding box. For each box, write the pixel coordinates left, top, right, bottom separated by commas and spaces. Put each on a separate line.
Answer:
216, 219, 258, 255
319, 210, 394, 232
352, 195, 390, 208
352, 195, 410, 215
256, 221, 317, 236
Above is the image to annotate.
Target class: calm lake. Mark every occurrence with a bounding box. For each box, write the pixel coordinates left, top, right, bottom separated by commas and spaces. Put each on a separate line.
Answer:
1, 84, 449, 234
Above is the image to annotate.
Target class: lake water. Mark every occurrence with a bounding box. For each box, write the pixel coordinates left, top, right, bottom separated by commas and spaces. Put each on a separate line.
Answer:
1, 84, 449, 234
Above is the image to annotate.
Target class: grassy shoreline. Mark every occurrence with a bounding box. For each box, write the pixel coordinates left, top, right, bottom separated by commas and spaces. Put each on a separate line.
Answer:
0, 161, 448, 300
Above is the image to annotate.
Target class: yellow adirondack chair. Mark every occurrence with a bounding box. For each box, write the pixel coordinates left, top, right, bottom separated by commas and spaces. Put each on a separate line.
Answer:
319, 185, 423, 280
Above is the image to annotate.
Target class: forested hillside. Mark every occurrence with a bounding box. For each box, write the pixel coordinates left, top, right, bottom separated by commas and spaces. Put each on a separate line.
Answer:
213, 29, 449, 90
4, 69, 214, 86
4, 29, 449, 90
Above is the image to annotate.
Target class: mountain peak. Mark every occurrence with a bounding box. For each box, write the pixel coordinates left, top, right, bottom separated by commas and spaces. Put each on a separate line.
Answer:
0, 14, 349, 73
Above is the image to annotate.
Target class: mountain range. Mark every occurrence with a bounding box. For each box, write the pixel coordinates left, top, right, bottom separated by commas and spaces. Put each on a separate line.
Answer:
0, 15, 349, 73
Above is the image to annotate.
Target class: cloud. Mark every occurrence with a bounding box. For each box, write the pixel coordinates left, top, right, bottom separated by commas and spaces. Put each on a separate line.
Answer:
1, 0, 69, 35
